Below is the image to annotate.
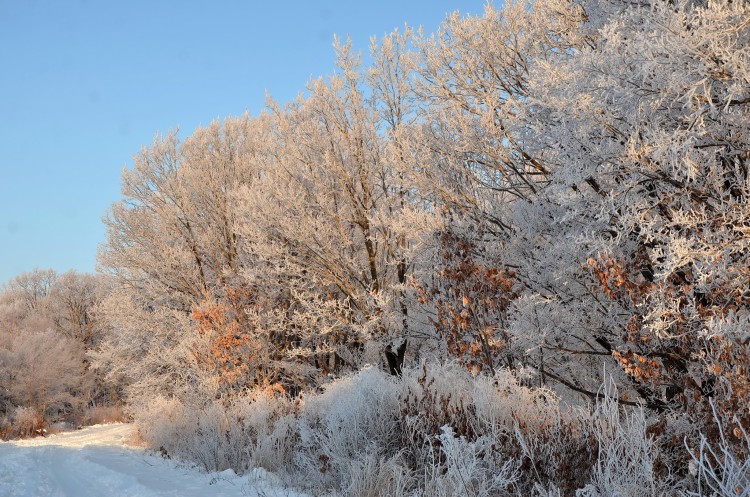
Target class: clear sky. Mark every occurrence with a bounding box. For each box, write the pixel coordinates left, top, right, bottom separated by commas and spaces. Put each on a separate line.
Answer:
0, 0, 481, 284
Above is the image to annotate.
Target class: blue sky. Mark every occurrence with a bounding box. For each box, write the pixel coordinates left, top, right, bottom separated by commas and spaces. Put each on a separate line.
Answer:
0, 0, 481, 284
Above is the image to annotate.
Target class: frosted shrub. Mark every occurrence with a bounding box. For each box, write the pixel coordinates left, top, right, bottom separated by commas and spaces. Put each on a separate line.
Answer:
240, 390, 298, 474
193, 402, 247, 472
137, 397, 199, 463
398, 363, 484, 470
473, 370, 562, 441
2, 406, 45, 439
533, 483, 564, 497
295, 366, 403, 493
79, 405, 127, 426
293, 362, 529, 496
578, 383, 671, 497
138, 390, 297, 475
399, 363, 591, 494
511, 404, 596, 494
134, 362, 689, 495
345, 451, 413, 497
469, 371, 596, 494
137, 397, 247, 472
684, 401, 750, 497
421, 425, 518, 497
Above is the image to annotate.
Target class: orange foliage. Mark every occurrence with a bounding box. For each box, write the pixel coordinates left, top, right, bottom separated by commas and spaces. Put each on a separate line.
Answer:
420, 230, 517, 374
588, 254, 750, 430
612, 350, 661, 385
703, 336, 750, 425
587, 257, 651, 303
192, 286, 284, 396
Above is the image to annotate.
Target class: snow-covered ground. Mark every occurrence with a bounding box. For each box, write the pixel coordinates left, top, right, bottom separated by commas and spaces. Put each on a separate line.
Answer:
0, 423, 308, 497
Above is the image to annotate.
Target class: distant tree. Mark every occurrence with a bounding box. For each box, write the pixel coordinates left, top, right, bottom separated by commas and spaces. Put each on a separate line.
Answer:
2, 268, 57, 313
1, 330, 85, 418
0, 269, 112, 422
49, 271, 110, 348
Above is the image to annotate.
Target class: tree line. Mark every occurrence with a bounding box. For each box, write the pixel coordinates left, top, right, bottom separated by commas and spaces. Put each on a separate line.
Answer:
96, 0, 750, 426
3, 0, 750, 493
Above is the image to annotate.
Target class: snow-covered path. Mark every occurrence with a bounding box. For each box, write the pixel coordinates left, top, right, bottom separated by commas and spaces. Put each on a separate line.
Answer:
0, 424, 306, 497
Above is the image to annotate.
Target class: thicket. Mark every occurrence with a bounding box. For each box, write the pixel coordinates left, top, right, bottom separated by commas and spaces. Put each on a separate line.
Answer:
0, 269, 124, 439
3, 0, 739, 494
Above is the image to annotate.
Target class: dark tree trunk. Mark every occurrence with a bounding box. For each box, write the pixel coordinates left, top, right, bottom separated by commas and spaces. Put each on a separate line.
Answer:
385, 339, 407, 377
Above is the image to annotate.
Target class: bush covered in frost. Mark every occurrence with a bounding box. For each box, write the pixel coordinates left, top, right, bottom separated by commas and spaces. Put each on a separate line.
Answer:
134, 362, 720, 496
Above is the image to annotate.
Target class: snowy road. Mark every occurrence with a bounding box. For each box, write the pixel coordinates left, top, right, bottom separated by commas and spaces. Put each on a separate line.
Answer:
0, 424, 306, 497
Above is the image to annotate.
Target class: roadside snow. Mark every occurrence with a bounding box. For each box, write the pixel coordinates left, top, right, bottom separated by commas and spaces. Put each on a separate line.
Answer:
0, 423, 308, 497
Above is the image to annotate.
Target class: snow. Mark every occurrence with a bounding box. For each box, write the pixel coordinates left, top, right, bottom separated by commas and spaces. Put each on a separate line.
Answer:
0, 423, 308, 497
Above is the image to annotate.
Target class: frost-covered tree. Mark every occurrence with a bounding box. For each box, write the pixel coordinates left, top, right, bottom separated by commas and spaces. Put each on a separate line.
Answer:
85, 0, 750, 491
415, 0, 590, 221
235, 33, 433, 377
0, 330, 85, 418
402, 0, 750, 422
95, 115, 268, 406
3, 269, 57, 313
49, 271, 110, 348
0, 269, 113, 426
411, 0, 594, 377
505, 0, 750, 415
100, 114, 264, 308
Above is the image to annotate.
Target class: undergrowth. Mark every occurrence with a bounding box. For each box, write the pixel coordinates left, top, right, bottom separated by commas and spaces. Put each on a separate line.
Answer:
132, 362, 747, 496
